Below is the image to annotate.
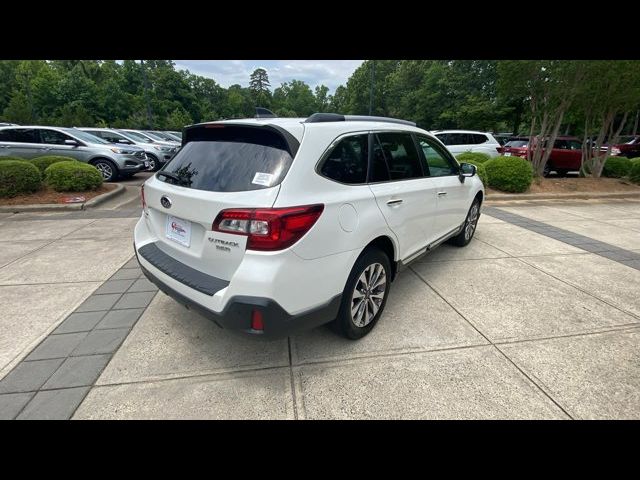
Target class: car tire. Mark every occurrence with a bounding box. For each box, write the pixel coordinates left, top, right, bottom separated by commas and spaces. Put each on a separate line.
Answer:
146, 154, 159, 172
542, 162, 552, 177
556, 169, 569, 177
93, 159, 118, 182
330, 247, 392, 340
449, 198, 481, 247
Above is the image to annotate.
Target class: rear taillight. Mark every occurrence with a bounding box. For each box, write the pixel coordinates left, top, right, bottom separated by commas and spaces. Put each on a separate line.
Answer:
141, 185, 148, 213
212, 204, 324, 251
497, 147, 504, 154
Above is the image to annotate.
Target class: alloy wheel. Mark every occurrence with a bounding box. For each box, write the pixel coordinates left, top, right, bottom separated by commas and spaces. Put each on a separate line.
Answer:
464, 202, 480, 241
351, 262, 387, 328
95, 162, 113, 180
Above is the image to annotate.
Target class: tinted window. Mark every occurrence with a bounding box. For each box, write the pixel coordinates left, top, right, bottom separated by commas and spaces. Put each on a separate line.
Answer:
9, 129, 40, 144
417, 136, 459, 177
0, 129, 16, 142
320, 134, 368, 184
63, 128, 107, 144
554, 140, 569, 149
568, 140, 582, 150
472, 134, 488, 144
445, 133, 471, 145
371, 132, 423, 182
91, 130, 129, 144
40, 129, 73, 145
159, 126, 293, 192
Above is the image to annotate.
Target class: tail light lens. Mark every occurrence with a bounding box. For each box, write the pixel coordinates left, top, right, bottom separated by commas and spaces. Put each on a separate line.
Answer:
141, 185, 148, 213
212, 204, 324, 251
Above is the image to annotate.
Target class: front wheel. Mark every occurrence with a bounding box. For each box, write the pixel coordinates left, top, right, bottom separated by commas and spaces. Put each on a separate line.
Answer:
146, 155, 159, 172
93, 159, 118, 182
449, 198, 481, 247
330, 247, 391, 340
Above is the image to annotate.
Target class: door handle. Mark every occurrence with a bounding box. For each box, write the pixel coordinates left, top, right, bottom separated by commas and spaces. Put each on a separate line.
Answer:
386, 199, 404, 206
437, 191, 447, 196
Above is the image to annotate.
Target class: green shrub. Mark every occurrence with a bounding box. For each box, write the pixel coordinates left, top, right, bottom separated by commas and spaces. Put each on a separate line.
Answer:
602, 156, 632, 178
456, 152, 491, 164
461, 159, 488, 186
30, 156, 77, 173
0, 160, 42, 197
44, 161, 103, 192
484, 156, 534, 193
0, 156, 29, 163
629, 161, 640, 184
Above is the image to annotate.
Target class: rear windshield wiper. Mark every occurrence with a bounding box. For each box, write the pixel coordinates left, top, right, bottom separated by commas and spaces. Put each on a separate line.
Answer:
156, 171, 188, 186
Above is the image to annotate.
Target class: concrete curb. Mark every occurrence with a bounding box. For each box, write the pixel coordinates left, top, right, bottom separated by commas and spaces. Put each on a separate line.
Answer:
0, 184, 124, 213
486, 190, 640, 202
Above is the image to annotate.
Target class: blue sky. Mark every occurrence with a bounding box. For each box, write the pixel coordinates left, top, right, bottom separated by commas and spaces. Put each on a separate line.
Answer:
173, 60, 363, 93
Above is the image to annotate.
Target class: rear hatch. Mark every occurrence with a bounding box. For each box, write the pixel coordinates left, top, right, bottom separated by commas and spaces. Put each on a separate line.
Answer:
502, 139, 529, 157
142, 123, 298, 281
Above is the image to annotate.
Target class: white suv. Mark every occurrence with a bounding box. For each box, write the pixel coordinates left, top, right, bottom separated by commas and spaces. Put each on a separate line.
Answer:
432, 130, 501, 158
134, 113, 484, 339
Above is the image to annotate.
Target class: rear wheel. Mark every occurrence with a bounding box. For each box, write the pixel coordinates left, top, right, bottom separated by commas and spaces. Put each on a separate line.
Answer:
556, 168, 569, 177
93, 159, 118, 182
543, 162, 552, 177
450, 198, 481, 247
330, 247, 391, 340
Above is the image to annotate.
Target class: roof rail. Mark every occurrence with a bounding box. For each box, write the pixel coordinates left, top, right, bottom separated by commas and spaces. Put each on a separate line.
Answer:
255, 107, 276, 118
305, 113, 416, 127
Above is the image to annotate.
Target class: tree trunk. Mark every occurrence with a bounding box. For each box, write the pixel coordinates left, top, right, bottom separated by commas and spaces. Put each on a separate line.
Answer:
633, 109, 639, 136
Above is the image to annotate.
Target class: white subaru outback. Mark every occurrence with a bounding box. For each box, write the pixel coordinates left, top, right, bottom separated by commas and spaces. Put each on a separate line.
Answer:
134, 113, 484, 339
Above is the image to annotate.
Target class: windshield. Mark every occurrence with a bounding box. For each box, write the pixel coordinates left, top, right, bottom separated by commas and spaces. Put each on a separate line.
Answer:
144, 131, 169, 142
64, 128, 109, 144
123, 130, 154, 143
505, 140, 529, 148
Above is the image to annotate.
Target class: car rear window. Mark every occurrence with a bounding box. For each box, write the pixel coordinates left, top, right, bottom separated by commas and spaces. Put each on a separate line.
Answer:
159, 125, 294, 192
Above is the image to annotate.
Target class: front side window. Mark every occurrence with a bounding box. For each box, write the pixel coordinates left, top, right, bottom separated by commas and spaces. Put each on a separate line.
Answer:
568, 140, 582, 150
553, 140, 569, 150
319, 134, 368, 184
371, 132, 423, 182
417, 136, 459, 177
40, 129, 73, 145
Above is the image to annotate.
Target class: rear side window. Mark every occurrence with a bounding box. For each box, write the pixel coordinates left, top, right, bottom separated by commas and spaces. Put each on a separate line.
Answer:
0, 129, 16, 141
371, 132, 423, 182
444, 133, 471, 145
472, 134, 488, 144
159, 126, 294, 192
319, 134, 368, 184
2, 128, 40, 143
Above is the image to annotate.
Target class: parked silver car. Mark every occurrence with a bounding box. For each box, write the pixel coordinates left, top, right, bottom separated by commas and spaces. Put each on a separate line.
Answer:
0, 126, 148, 181
79, 128, 177, 172
120, 129, 180, 148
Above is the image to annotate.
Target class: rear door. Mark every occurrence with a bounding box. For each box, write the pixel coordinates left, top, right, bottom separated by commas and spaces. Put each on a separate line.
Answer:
368, 131, 437, 260
417, 135, 470, 240
1, 128, 42, 159
142, 124, 296, 281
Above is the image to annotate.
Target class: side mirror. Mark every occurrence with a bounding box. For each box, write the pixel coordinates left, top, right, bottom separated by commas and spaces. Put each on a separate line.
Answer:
459, 162, 476, 182
64, 139, 79, 146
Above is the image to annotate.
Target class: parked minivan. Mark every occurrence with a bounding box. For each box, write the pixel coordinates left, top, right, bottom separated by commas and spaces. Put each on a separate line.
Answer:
0, 126, 148, 181
134, 113, 484, 340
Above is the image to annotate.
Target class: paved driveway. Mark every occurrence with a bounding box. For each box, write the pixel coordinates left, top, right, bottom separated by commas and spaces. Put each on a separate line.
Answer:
1, 199, 639, 419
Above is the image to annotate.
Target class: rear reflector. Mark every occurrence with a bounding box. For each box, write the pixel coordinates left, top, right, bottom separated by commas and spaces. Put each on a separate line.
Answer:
212, 204, 324, 251
251, 309, 264, 331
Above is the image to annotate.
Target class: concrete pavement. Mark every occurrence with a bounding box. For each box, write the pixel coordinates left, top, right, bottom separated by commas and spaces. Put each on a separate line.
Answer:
0, 197, 639, 419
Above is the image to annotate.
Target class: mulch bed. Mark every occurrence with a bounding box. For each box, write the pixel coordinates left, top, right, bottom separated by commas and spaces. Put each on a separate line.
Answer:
0, 184, 116, 206
488, 177, 640, 195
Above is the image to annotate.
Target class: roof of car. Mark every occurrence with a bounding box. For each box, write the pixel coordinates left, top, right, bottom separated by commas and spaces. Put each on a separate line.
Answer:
190, 116, 430, 144
431, 129, 493, 135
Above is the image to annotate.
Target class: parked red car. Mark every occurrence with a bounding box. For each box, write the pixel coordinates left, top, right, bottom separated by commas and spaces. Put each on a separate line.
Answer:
500, 136, 617, 176
612, 135, 640, 159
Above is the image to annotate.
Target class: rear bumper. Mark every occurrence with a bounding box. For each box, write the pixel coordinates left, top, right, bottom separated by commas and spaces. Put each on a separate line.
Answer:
137, 257, 341, 339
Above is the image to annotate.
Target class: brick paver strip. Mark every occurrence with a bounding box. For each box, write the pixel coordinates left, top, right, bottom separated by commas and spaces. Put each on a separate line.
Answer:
16, 387, 90, 420
95, 308, 144, 330
0, 393, 34, 420
0, 255, 158, 419
483, 206, 640, 271
42, 355, 111, 390
53, 311, 106, 334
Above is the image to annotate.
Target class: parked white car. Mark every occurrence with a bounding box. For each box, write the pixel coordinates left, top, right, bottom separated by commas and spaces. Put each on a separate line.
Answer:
134, 113, 484, 339
432, 130, 502, 158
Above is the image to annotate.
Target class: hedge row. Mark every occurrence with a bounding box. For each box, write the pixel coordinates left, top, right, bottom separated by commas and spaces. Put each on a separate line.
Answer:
0, 155, 103, 197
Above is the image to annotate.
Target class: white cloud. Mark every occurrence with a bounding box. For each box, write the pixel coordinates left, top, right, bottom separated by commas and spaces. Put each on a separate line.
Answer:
173, 60, 363, 93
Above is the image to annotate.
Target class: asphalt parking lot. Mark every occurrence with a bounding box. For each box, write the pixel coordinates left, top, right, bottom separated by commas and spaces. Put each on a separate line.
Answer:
0, 196, 639, 419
